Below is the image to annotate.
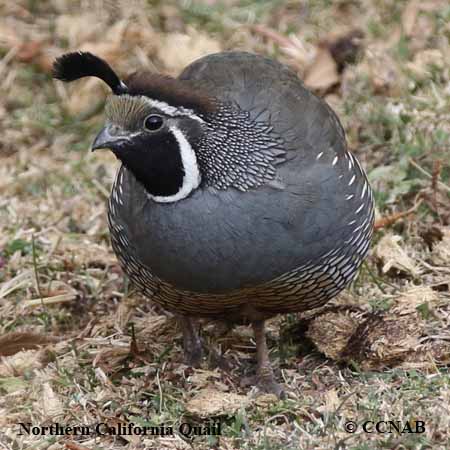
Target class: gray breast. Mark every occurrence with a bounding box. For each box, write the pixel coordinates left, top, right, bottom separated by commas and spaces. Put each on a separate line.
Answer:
109, 52, 374, 301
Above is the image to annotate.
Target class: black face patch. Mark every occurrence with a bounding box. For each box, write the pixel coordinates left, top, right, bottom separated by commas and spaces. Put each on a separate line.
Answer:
112, 127, 185, 198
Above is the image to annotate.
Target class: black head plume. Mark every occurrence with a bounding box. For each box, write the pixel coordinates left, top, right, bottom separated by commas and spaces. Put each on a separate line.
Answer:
52, 52, 127, 95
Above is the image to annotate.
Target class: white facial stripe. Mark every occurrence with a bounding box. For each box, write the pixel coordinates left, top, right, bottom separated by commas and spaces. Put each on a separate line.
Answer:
150, 125, 201, 203
142, 98, 205, 124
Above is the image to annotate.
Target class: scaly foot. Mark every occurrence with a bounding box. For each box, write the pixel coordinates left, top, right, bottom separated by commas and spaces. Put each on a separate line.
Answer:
256, 373, 285, 399
181, 316, 203, 368
252, 320, 285, 398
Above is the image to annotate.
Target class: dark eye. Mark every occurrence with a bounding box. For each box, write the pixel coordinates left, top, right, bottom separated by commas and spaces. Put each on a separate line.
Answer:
144, 115, 164, 131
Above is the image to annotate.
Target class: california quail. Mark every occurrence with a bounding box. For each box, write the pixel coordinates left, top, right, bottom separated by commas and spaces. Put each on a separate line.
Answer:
53, 51, 374, 396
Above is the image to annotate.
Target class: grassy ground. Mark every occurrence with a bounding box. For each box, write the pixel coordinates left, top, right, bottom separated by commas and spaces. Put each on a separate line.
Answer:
0, 0, 449, 449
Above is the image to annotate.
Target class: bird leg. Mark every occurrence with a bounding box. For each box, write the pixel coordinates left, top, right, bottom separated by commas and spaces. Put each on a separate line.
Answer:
252, 320, 284, 398
180, 316, 203, 368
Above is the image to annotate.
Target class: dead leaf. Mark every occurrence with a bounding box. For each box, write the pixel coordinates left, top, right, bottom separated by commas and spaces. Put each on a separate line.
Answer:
307, 286, 443, 370
42, 382, 64, 418
187, 369, 222, 388
158, 28, 221, 74
0, 331, 59, 357
374, 233, 420, 276
185, 388, 249, 417
0, 349, 52, 376
93, 347, 131, 374
430, 226, 450, 265
0, 270, 33, 300
318, 389, 340, 413
254, 393, 279, 407
393, 286, 439, 314
358, 315, 424, 370
304, 46, 339, 91
307, 311, 359, 360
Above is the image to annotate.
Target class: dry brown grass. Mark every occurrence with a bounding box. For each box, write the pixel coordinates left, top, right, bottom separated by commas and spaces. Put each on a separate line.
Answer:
1, 1, 450, 449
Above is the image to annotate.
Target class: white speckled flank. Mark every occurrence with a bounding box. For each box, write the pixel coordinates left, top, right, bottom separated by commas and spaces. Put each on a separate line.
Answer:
112, 166, 124, 205
348, 156, 353, 170
355, 203, 365, 214
361, 181, 368, 198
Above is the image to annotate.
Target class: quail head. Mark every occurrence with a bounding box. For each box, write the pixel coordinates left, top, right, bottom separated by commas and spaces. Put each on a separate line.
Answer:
53, 51, 374, 397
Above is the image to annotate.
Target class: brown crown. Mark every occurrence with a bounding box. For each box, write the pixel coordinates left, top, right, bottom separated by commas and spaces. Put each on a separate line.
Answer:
125, 72, 216, 115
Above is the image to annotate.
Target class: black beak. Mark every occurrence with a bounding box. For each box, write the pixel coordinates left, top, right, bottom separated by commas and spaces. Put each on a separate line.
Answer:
91, 126, 129, 152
